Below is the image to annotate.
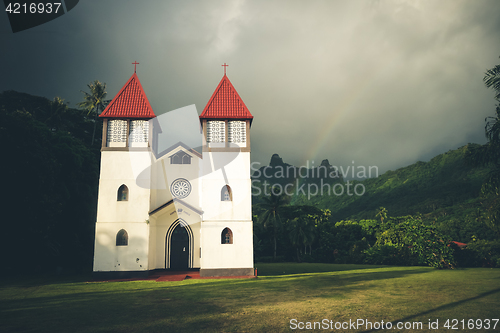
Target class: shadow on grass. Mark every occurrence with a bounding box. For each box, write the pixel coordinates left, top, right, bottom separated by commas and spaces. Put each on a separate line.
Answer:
249, 267, 434, 299
360, 287, 500, 333
1, 282, 227, 333
0, 266, 435, 332
255, 263, 394, 276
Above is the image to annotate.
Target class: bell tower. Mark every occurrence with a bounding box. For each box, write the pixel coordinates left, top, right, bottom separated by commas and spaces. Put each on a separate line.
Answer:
93, 65, 156, 277
198, 65, 255, 277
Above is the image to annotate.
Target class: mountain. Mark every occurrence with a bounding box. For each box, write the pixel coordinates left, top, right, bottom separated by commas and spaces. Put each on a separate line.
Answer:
316, 145, 489, 218
251, 153, 343, 197
253, 146, 493, 242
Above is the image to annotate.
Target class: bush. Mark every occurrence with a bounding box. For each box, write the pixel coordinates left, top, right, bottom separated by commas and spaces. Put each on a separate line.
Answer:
364, 245, 417, 266
372, 217, 456, 268
316, 221, 373, 264
465, 239, 500, 267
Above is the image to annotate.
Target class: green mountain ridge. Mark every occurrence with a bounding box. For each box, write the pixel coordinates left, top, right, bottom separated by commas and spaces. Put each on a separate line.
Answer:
254, 146, 493, 242
323, 145, 490, 219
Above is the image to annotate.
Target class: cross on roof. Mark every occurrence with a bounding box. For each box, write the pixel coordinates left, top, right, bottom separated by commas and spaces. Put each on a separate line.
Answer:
222, 63, 228, 75
132, 61, 139, 73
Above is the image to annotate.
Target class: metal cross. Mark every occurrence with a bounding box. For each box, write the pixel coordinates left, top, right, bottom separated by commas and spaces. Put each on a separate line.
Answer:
132, 61, 139, 73
222, 63, 228, 75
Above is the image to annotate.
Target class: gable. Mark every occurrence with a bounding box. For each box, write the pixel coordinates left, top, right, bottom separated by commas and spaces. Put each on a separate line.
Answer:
149, 198, 203, 216
100, 73, 155, 119
161, 141, 202, 160
199, 75, 253, 120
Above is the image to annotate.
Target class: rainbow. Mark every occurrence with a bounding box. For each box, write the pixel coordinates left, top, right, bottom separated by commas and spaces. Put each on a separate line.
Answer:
306, 60, 390, 164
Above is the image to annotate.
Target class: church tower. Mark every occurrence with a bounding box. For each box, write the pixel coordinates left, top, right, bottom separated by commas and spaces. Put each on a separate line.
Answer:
198, 67, 254, 277
93, 67, 156, 277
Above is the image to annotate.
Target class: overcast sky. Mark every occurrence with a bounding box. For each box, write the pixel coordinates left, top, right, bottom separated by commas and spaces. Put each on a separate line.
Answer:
1, 0, 499, 176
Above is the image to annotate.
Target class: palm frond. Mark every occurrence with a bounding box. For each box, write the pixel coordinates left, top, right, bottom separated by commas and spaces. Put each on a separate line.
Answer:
77, 80, 109, 115
484, 64, 500, 100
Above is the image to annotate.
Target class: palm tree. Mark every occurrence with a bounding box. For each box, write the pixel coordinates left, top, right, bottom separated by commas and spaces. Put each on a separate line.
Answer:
77, 80, 110, 145
376, 207, 388, 224
259, 189, 290, 260
483, 57, 500, 166
287, 205, 324, 261
44, 97, 68, 131
296, 206, 324, 254
482, 59, 500, 237
484, 59, 500, 101
289, 217, 307, 262
485, 106, 500, 145
288, 215, 317, 262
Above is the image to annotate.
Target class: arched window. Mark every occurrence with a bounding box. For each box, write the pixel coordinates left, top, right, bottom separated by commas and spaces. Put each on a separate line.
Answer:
221, 227, 233, 244
169, 151, 192, 164
182, 153, 191, 164
117, 184, 128, 201
171, 154, 181, 164
221, 185, 232, 201
116, 229, 128, 246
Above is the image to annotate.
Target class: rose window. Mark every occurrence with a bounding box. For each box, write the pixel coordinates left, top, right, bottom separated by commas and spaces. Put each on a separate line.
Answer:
170, 178, 192, 198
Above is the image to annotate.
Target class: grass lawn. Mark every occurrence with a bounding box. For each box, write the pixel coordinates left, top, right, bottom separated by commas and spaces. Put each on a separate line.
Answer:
1, 264, 499, 332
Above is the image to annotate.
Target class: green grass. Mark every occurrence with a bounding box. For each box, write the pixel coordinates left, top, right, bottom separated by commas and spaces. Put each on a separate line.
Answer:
1, 264, 499, 332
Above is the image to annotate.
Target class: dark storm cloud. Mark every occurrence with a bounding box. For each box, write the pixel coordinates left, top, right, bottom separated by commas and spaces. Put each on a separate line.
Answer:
1, 0, 499, 176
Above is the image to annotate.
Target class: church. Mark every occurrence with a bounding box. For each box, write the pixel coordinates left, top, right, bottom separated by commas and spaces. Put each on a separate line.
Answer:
93, 64, 254, 278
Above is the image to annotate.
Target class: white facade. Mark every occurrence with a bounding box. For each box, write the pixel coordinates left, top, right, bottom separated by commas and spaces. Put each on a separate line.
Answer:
93, 117, 254, 277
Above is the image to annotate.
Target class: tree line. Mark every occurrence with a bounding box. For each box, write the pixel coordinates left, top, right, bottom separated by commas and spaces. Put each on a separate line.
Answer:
0, 81, 109, 273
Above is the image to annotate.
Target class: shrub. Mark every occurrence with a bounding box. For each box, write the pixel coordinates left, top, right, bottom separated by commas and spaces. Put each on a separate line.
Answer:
364, 245, 416, 266
465, 239, 500, 267
369, 216, 456, 268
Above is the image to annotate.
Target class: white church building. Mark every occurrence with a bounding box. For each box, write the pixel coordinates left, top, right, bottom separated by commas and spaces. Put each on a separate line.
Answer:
93, 66, 254, 278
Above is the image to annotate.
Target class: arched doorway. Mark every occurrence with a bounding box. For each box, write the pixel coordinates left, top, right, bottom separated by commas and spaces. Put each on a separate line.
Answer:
166, 221, 192, 270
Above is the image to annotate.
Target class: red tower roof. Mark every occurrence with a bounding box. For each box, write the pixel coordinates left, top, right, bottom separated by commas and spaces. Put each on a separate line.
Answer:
199, 74, 253, 120
99, 73, 155, 119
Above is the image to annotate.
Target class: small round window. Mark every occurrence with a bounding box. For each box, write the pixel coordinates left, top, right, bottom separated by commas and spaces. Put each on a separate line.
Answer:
170, 178, 192, 199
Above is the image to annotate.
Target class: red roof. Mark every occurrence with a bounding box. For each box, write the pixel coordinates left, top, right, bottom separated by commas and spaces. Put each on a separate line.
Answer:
99, 73, 155, 119
199, 74, 253, 120
450, 241, 467, 248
